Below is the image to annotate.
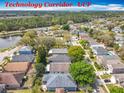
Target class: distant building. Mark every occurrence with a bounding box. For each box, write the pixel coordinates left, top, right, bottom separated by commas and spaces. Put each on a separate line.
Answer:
42, 73, 77, 91
48, 48, 68, 55
19, 46, 33, 55
79, 32, 89, 40
115, 34, 124, 47
112, 27, 123, 33
12, 54, 35, 63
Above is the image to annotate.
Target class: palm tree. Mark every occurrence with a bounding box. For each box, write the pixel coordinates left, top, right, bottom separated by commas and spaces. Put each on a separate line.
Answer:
3, 56, 11, 63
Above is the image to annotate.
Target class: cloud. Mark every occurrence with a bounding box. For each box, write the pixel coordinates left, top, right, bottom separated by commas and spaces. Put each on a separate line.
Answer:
0, 4, 124, 11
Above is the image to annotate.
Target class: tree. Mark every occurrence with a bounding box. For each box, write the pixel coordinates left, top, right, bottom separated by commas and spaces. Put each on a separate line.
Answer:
41, 37, 56, 52
113, 43, 120, 51
79, 40, 89, 49
120, 24, 124, 30
118, 46, 124, 60
68, 46, 85, 62
96, 31, 115, 47
106, 24, 114, 31
36, 46, 46, 65
19, 30, 37, 47
69, 61, 95, 87
3, 56, 11, 63
55, 39, 66, 48
35, 63, 45, 78
62, 24, 70, 30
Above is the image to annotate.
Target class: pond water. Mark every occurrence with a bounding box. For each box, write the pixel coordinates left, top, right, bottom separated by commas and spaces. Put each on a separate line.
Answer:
0, 36, 22, 48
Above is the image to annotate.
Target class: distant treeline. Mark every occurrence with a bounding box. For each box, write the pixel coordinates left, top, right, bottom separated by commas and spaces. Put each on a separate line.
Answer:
0, 11, 124, 32
0, 13, 91, 31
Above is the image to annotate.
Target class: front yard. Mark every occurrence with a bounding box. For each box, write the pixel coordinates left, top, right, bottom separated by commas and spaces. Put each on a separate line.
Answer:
94, 62, 104, 71
7, 89, 31, 93
107, 84, 124, 93
101, 74, 112, 79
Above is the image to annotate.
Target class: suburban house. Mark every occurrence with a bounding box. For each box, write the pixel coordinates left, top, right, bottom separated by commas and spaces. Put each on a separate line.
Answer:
79, 32, 89, 40
0, 72, 25, 89
0, 84, 6, 93
12, 54, 35, 63
48, 48, 68, 55
3, 62, 31, 74
19, 46, 33, 55
49, 63, 70, 73
114, 34, 124, 46
97, 55, 121, 68
107, 63, 124, 74
92, 47, 108, 55
47, 55, 71, 73
0, 62, 31, 89
111, 74, 124, 87
112, 26, 123, 33
42, 73, 77, 92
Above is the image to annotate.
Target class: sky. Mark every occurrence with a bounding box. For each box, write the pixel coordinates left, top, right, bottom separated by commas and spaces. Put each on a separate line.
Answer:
0, 0, 124, 11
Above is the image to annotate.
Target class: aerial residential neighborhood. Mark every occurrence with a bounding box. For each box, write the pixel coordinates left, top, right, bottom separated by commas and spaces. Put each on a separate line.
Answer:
0, 10, 124, 93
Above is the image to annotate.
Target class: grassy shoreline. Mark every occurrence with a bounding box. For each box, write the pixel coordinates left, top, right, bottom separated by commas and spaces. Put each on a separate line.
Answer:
0, 31, 26, 38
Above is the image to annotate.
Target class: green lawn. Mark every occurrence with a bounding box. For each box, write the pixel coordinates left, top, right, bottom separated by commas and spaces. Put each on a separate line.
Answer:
94, 62, 104, 71
8, 89, 85, 93
107, 84, 124, 93
101, 74, 112, 79
8, 89, 31, 93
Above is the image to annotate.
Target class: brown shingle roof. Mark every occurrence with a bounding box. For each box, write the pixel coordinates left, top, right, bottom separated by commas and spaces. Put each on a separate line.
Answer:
0, 73, 20, 86
4, 62, 30, 73
50, 63, 70, 73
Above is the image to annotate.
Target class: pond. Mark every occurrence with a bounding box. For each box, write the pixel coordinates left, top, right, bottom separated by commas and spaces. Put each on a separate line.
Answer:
0, 36, 22, 49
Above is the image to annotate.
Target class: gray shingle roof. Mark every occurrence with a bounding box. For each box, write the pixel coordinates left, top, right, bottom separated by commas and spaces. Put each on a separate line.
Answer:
48, 55, 71, 63
50, 63, 70, 73
12, 54, 35, 62
49, 48, 68, 54
101, 54, 120, 60
93, 47, 108, 55
99, 55, 121, 66
43, 73, 77, 88
113, 74, 124, 82
110, 63, 124, 69
19, 46, 32, 52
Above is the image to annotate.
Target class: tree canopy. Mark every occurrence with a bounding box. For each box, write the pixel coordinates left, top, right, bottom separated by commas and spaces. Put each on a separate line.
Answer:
35, 63, 45, 78
62, 24, 70, 30
79, 40, 89, 49
19, 30, 37, 47
69, 61, 96, 86
0, 13, 91, 32
68, 46, 85, 62
36, 46, 46, 65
